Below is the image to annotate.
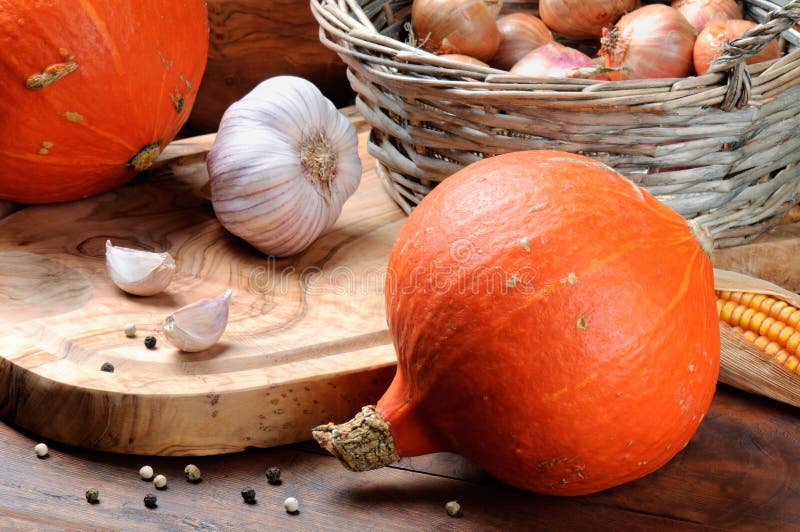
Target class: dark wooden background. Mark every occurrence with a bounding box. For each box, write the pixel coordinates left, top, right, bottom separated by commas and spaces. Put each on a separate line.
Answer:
2, 384, 799, 530
187, 0, 352, 132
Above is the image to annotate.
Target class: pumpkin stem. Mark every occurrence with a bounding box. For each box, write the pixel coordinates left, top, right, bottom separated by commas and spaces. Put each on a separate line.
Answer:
687, 220, 715, 257
129, 143, 162, 172
312, 405, 401, 471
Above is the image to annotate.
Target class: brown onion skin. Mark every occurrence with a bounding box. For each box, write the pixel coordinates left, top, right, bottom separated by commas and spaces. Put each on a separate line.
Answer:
412, 0, 502, 62
539, 0, 640, 40
491, 13, 554, 71
510, 42, 607, 79
601, 4, 697, 80
439, 54, 491, 67
693, 19, 781, 75
672, 0, 742, 34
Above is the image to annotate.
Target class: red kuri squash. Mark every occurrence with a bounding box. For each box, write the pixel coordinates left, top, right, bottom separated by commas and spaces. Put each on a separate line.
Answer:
314, 151, 720, 495
0, 1, 209, 203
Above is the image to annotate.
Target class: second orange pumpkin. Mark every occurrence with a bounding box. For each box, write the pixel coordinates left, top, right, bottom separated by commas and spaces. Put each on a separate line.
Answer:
0, 0, 209, 203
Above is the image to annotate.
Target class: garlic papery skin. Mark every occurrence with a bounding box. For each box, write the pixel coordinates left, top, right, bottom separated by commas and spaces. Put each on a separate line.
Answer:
105, 240, 176, 296
206, 76, 362, 258
163, 289, 232, 352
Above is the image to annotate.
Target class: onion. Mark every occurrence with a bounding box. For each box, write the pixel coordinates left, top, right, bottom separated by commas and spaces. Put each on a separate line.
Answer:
440, 54, 490, 67
600, 4, 697, 80
539, 0, 640, 40
672, 0, 742, 33
491, 13, 554, 71
693, 19, 781, 75
412, 0, 502, 62
510, 42, 607, 79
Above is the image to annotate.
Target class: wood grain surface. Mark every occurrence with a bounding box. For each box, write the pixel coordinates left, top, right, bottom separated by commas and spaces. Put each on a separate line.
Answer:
712, 222, 800, 292
188, 0, 352, 132
0, 116, 402, 456
0, 385, 798, 530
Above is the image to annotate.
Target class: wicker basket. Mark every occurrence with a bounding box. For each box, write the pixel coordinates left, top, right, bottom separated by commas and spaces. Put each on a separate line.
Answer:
311, 0, 800, 247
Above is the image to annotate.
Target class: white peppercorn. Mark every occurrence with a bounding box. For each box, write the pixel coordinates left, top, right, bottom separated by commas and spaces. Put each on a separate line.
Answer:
139, 465, 154, 480
283, 496, 299, 513
445, 500, 462, 517
34, 442, 48, 458
153, 474, 167, 489
124, 323, 137, 338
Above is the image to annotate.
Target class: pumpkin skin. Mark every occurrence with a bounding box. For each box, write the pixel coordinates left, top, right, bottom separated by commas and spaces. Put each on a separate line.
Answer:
0, 1, 209, 203
378, 151, 720, 495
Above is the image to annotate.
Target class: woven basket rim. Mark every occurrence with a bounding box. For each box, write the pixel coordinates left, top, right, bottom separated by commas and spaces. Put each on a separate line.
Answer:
311, 0, 800, 111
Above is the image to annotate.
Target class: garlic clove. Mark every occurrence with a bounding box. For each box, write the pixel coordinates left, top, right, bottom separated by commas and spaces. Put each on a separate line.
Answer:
163, 289, 232, 352
105, 240, 176, 296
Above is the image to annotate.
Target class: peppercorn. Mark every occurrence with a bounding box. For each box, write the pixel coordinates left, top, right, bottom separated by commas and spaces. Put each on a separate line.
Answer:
266, 466, 281, 485
283, 496, 299, 514
445, 500, 462, 517
34, 442, 48, 458
153, 474, 167, 489
241, 487, 256, 504
144, 336, 157, 349
85, 487, 99, 504
124, 323, 137, 338
139, 465, 154, 480
184, 464, 201, 483
143, 493, 157, 509
100, 362, 114, 373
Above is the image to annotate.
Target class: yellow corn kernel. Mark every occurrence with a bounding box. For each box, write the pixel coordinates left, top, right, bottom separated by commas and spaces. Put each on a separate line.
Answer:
777, 325, 795, 345
788, 310, 800, 329
739, 292, 755, 306
749, 311, 767, 332
787, 332, 800, 354
764, 341, 782, 356
758, 316, 776, 337
750, 294, 768, 310
778, 305, 796, 322
775, 350, 790, 364
719, 290, 733, 301
767, 300, 789, 319
719, 301, 738, 322
786, 356, 799, 372
757, 297, 777, 314
739, 308, 756, 329
754, 335, 770, 350
766, 321, 788, 342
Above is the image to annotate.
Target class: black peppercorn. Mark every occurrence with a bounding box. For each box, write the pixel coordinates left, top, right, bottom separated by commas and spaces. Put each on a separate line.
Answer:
100, 362, 114, 373
241, 487, 256, 504
144, 494, 157, 509
144, 336, 157, 349
266, 466, 282, 485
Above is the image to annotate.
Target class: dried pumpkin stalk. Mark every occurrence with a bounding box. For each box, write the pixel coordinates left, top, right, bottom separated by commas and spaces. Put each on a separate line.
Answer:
714, 269, 800, 408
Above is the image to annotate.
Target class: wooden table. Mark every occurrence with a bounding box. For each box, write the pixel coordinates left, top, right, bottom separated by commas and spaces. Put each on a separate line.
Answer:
2, 114, 800, 530
0, 384, 798, 530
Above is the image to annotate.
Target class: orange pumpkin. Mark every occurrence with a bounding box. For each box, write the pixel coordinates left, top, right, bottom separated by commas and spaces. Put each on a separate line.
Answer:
0, 1, 209, 204
314, 150, 720, 495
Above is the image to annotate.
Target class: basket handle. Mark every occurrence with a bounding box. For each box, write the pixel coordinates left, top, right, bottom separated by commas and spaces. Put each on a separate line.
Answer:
707, 0, 800, 111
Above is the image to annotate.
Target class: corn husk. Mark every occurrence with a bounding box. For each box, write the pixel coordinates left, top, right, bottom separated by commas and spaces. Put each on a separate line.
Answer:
714, 269, 800, 408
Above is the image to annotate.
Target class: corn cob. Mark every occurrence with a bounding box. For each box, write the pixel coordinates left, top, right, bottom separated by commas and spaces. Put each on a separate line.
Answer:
717, 290, 800, 374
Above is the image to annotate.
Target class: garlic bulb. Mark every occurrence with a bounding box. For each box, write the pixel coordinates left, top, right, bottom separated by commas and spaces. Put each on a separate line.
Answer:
206, 76, 362, 257
163, 289, 232, 352
105, 240, 176, 296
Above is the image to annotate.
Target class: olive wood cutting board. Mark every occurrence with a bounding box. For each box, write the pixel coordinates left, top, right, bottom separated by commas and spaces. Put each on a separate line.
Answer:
1, 112, 799, 456
0, 116, 404, 455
